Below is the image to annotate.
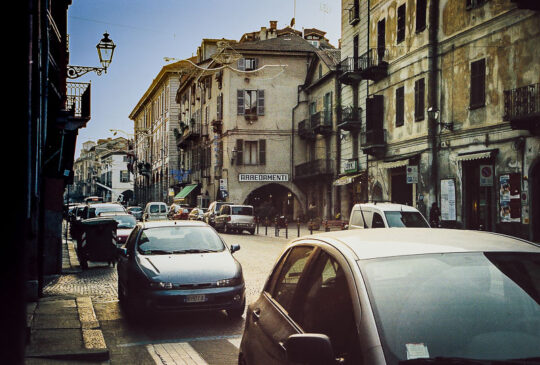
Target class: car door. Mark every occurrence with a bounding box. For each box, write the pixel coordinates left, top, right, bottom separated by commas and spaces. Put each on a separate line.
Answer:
243, 245, 316, 365
117, 226, 139, 294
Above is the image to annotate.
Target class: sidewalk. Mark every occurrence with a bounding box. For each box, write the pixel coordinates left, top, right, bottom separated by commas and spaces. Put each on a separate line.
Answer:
25, 227, 109, 364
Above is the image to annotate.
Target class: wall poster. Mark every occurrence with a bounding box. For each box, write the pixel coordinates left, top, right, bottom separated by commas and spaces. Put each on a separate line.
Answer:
440, 179, 456, 221
499, 173, 521, 223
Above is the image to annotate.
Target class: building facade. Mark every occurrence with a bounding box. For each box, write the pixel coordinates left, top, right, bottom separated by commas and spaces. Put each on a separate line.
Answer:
130, 62, 183, 206
338, 0, 540, 241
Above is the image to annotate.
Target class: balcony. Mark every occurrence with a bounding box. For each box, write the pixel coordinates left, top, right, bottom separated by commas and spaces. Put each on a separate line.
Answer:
338, 57, 362, 85
511, 0, 540, 10
362, 95, 386, 156
186, 120, 201, 140
61, 82, 91, 130
311, 111, 332, 135
359, 48, 388, 82
298, 119, 315, 140
294, 159, 334, 180
348, 5, 360, 25
504, 83, 540, 134
338, 106, 362, 131
360, 127, 387, 154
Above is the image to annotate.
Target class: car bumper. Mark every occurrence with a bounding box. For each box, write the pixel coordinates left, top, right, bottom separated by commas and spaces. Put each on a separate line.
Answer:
229, 223, 255, 229
135, 284, 245, 313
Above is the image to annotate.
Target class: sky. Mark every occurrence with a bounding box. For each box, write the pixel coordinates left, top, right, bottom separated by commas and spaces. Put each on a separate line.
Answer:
68, 0, 341, 157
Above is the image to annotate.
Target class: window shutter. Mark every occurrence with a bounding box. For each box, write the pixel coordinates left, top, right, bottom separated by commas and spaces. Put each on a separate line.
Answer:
254, 58, 259, 70
415, 78, 425, 121
396, 86, 405, 127
257, 90, 265, 115
237, 90, 245, 115
238, 58, 246, 71
259, 139, 266, 165
470, 59, 485, 108
217, 93, 223, 120
236, 139, 244, 166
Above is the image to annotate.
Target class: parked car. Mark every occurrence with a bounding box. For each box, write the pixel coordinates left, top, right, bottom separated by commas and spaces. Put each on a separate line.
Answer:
143, 202, 168, 221
79, 203, 126, 220
204, 201, 234, 227
239, 228, 540, 365
348, 202, 429, 229
168, 204, 192, 220
100, 212, 137, 246
117, 221, 245, 318
126, 206, 143, 221
215, 204, 255, 235
188, 208, 207, 221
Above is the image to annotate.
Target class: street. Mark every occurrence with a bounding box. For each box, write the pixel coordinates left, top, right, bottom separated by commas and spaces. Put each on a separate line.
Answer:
43, 229, 291, 364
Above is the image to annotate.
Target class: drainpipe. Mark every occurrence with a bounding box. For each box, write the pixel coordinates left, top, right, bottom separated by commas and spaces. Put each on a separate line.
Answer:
335, 70, 342, 216
428, 0, 440, 208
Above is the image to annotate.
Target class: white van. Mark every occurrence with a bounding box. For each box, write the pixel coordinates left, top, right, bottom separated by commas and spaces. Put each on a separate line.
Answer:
348, 203, 430, 229
143, 202, 168, 221
215, 204, 255, 235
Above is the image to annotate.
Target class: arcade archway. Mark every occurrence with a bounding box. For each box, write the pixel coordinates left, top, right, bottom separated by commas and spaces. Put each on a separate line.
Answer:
244, 183, 298, 220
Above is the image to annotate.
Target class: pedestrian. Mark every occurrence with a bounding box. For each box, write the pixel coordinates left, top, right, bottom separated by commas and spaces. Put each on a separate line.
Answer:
429, 202, 441, 227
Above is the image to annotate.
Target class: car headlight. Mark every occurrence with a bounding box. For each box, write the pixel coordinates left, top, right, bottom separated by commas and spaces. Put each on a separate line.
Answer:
216, 277, 243, 287
149, 281, 173, 289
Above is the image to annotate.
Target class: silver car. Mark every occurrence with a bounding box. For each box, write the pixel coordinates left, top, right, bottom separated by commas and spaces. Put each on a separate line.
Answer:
239, 229, 540, 365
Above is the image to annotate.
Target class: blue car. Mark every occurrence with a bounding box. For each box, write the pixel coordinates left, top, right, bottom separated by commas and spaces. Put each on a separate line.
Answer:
117, 221, 245, 318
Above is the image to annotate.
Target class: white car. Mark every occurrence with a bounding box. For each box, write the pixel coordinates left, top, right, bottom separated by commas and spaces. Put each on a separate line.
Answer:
143, 202, 168, 221
215, 204, 255, 235
348, 203, 429, 229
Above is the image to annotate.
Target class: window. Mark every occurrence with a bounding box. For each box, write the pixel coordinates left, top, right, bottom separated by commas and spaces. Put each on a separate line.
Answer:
415, 78, 425, 121
377, 18, 386, 62
120, 170, 130, 183
397, 4, 406, 44
235, 139, 266, 166
237, 58, 258, 71
269, 246, 315, 313
296, 251, 360, 363
396, 86, 405, 127
416, 0, 427, 32
237, 89, 264, 116
470, 58, 486, 109
372, 212, 386, 228
349, 0, 360, 25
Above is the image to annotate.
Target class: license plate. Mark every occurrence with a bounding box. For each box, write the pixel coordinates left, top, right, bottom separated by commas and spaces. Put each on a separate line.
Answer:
185, 295, 207, 303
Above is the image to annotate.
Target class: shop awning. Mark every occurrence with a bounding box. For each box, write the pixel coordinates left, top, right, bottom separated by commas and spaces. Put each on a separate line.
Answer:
380, 152, 422, 169
333, 173, 363, 186
174, 184, 198, 200
456, 149, 498, 162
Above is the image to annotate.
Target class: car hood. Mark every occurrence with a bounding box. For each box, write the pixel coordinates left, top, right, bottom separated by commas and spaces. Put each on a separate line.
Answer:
136, 251, 240, 284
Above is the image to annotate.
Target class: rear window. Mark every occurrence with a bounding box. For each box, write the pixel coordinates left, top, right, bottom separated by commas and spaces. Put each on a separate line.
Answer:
112, 215, 136, 228
232, 206, 253, 215
149, 204, 166, 214
137, 226, 225, 254
384, 211, 429, 227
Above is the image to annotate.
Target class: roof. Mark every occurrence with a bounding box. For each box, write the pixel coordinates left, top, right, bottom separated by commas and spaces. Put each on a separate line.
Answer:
297, 229, 539, 260
351, 203, 421, 212
234, 34, 317, 53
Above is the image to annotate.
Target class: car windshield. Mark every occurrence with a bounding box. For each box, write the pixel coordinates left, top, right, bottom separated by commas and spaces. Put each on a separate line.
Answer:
359, 252, 540, 364
232, 207, 253, 215
130, 207, 142, 212
384, 211, 429, 227
111, 215, 136, 228
90, 205, 124, 217
137, 226, 225, 255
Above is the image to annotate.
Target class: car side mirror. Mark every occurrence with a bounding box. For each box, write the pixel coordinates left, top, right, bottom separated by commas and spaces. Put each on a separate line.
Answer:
286, 334, 335, 365
117, 247, 128, 257
230, 244, 240, 254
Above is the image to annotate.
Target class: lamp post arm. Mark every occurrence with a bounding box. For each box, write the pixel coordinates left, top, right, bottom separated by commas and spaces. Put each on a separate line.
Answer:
67, 65, 108, 79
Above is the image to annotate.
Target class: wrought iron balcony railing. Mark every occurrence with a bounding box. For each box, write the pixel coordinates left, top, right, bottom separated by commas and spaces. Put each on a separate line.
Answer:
66, 82, 91, 121
504, 83, 540, 122
295, 159, 334, 180
338, 106, 362, 131
311, 111, 332, 135
358, 48, 389, 82
298, 119, 315, 140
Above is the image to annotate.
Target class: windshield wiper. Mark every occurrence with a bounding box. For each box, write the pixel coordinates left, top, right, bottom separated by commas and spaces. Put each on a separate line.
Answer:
171, 249, 216, 254
141, 250, 173, 255
400, 357, 540, 365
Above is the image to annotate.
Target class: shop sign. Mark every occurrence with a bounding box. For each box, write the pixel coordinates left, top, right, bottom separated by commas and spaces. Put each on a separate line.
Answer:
238, 173, 289, 182
344, 160, 358, 174
440, 179, 456, 221
406, 165, 418, 184
479, 165, 493, 187
219, 179, 227, 191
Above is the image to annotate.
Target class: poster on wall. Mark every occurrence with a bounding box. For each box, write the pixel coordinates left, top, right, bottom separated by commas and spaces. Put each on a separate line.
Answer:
440, 179, 456, 221
499, 173, 521, 223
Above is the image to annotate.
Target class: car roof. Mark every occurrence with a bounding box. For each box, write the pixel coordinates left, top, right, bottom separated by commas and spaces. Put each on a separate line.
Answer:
352, 203, 420, 212
139, 220, 209, 229
294, 228, 539, 260
100, 212, 132, 216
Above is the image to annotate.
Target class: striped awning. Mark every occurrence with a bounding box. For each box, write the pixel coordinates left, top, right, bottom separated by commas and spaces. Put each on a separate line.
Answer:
456, 149, 498, 162
380, 159, 410, 169
174, 184, 198, 200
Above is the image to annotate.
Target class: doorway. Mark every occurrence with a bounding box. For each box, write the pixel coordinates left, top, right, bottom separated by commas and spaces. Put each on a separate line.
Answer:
462, 161, 493, 231
391, 167, 412, 205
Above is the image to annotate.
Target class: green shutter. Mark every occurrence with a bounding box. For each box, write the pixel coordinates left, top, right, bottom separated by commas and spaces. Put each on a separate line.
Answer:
236, 139, 243, 166
237, 90, 245, 115
259, 139, 266, 165
257, 90, 265, 115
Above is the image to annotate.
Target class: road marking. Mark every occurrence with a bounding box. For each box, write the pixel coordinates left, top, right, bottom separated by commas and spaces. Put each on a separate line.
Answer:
148, 342, 208, 365
119, 334, 242, 348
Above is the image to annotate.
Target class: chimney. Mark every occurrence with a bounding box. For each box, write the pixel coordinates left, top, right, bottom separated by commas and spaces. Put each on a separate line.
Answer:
270, 20, 277, 30
260, 27, 267, 41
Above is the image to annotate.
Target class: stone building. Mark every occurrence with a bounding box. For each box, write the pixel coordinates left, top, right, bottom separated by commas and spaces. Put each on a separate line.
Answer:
129, 61, 184, 205
338, 0, 539, 241
174, 22, 331, 219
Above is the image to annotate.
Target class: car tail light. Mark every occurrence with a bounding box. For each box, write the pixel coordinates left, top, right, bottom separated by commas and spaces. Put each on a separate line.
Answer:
227, 216, 231, 222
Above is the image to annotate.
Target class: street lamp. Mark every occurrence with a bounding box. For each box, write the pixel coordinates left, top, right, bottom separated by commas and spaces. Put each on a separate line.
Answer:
428, 106, 453, 131
67, 32, 116, 79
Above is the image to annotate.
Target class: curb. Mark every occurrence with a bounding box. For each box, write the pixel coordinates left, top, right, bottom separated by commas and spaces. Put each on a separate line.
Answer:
25, 348, 109, 362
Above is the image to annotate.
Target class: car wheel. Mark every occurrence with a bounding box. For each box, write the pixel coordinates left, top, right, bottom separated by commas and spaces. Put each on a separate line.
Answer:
249, 229, 255, 235
223, 224, 229, 234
